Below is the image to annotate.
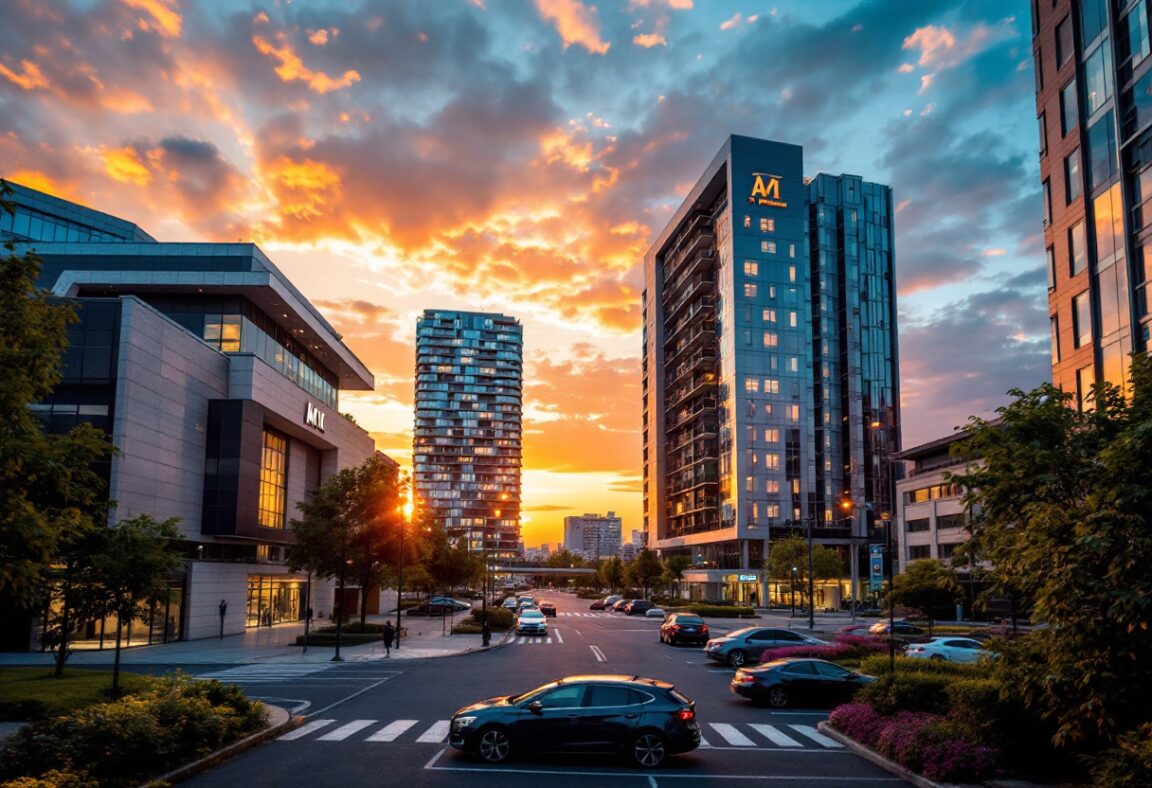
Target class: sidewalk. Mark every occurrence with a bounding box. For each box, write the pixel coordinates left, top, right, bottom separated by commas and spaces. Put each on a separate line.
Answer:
0, 613, 505, 668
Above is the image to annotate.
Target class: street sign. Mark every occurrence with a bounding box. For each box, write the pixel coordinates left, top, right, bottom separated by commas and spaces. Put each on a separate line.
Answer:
869, 544, 884, 592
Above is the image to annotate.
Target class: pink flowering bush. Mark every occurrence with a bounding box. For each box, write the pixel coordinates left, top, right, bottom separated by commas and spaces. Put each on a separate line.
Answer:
921, 738, 1001, 783
875, 711, 943, 770
758, 633, 890, 663
828, 703, 884, 748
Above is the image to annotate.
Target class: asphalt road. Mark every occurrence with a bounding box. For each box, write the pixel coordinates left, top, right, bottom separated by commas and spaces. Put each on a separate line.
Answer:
182, 594, 905, 787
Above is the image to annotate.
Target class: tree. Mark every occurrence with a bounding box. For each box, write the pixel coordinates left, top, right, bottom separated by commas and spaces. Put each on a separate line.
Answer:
601, 556, 625, 592
83, 515, 183, 693
765, 535, 844, 607
288, 454, 402, 627
887, 559, 960, 634
418, 511, 483, 596
0, 180, 113, 607
661, 555, 692, 600
951, 357, 1152, 752
626, 549, 663, 598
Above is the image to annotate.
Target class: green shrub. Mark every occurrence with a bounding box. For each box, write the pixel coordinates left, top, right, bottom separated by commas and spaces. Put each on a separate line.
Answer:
1087, 724, 1152, 788
682, 604, 756, 618
1, 769, 99, 787
856, 671, 955, 714
293, 633, 380, 646
313, 622, 384, 634
470, 607, 513, 629
858, 654, 985, 678
0, 673, 266, 787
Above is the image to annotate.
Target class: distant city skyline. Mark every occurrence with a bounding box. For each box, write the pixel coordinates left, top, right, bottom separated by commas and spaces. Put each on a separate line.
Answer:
0, 0, 1046, 548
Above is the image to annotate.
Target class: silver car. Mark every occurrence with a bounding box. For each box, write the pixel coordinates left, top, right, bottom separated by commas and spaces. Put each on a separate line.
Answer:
516, 609, 548, 636
704, 627, 830, 667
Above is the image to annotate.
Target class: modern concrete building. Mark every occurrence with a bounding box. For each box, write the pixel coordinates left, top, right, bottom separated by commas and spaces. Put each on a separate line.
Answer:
1, 181, 377, 648
893, 434, 971, 573
413, 310, 523, 558
642, 135, 899, 605
563, 512, 623, 559
1032, 0, 1149, 402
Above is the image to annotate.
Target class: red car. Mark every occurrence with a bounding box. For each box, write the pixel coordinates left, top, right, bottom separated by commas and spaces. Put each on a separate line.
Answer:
539, 602, 557, 617
589, 599, 606, 610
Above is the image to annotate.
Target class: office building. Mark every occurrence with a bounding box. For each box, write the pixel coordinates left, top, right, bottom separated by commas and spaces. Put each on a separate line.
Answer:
1, 181, 377, 648
563, 512, 623, 559
413, 310, 523, 558
642, 135, 899, 604
1032, 0, 1149, 401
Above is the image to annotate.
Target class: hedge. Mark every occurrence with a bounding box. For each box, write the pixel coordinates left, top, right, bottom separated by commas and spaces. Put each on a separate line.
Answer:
293, 633, 382, 646
680, 604, 757, 618
470, 608, 513, 629
0, 673, 266, 787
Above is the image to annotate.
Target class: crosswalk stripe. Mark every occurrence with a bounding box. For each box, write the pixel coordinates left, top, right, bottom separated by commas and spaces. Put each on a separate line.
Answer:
366, 720, 418, 742
698, 732, 713, 748
416, 720, 450, 743
278, 719, 336, 741
317, 720, 377, 741
709, 722, 756, 746
749, 723, 802, 747
789, 724, 843, 748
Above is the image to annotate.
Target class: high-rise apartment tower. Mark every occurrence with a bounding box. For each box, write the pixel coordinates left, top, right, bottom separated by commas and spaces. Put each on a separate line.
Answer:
642, 135, 900, 603
1032, 0, 1150, 402
413, 310, 523, 558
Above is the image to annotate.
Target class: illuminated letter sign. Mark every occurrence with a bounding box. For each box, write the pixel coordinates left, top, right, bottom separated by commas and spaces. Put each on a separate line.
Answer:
305, 402, 326, 432
749, 173, 788, 209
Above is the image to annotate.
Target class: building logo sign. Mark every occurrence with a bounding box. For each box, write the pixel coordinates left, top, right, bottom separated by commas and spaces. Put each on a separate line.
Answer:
305, 402, 326, 432
749, 172, 787, 209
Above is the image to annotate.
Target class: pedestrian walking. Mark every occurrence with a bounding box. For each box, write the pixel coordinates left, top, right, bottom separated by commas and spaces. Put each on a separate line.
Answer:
382, 620, 395, 656
481, 618, 491, 647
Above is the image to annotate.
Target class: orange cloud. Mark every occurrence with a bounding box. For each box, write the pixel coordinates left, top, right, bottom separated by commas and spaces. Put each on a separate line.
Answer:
534, 0, 611, 54
633, 33, 666, 48
4, 171, 80, 203
122, 0, 182, 38
263, 156, 342, 219
252, 33, 361, 94
0, 60, 50, 91
101, 146, 152, 185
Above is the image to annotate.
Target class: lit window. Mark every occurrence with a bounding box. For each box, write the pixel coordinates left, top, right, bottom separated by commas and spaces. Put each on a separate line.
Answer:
788, 266, 796, 283
764, 332, 778, 348
763, 308, 776, 323
789, 357, 799, 372
764, 378, 779, 394
760, 217, 774, 232
760, 241, 769, 253
765, 241, 777, 254
789, 243, 796, 259
745, 476, 754, 492
789, 311, 798, 327
743, 215, 751, 228
744, 260, 759, 276
744, 283, 758, 298
765, 453, 780, 470
258, 429, 288, 529
744, 378, 760, 393
766, 504, 780, 518
765, 428, 779, 442
766, 480, 779, 494
788, 404, 800, 422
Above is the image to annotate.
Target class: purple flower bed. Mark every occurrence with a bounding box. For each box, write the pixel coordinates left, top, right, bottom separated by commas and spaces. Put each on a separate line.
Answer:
828, 704, 884, 748
758, 633, 889, 663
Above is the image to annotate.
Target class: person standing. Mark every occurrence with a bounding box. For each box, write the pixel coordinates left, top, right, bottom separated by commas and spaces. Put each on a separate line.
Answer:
382, 620, 395, 656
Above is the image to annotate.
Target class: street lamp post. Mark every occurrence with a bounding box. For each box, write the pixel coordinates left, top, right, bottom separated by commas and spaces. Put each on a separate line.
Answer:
806, 516, 816, 630
395, 513, 405, 651
885, 516, 896, 672
790, 566, 797, 615
332, 558, 349, 662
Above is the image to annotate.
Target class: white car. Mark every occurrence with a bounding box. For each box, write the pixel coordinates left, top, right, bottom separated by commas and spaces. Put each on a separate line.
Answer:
516, 609, 548, 636
905, 637, 992, 663
644, 607, 666, 618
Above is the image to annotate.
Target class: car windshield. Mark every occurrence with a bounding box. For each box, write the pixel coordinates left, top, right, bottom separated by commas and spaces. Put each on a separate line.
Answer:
520, 611, 544, 620
727, 627, 758, 638
508, 681, 559, 705
676, 616, 704, 624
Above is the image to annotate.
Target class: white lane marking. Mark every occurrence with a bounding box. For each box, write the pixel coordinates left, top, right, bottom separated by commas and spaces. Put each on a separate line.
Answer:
365, 719, 418, 742
277, 719, 336, 741
317, 719, 377, 741
648, 776, 658, 788
554, 630, 564, 644
789, 724, 843, 748
709, 723, 756, 746
589, 645, 606, 662
574, 629, 582, 636
545, 636, 552, 644
749, 723, 802, 747
697, 732, 713, 748
417, 720, 451, 743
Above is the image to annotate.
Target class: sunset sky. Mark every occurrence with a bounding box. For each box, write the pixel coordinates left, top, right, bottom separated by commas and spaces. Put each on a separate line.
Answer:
1, 0, 1048, 548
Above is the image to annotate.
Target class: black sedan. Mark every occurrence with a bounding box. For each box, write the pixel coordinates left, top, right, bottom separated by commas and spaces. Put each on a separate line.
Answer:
539, 602, 557, 617
449, 675, 701, 768
729, 658, 876, 708
659, 613, 710, 646
406, 600, 468, 616
623, 599, 655, 616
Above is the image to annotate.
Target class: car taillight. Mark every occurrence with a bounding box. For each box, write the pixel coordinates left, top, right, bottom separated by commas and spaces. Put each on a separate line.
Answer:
700, 625, 709, 632
674, 708, 695, 721
733, 673, 756, 684
669, 625, 680, 632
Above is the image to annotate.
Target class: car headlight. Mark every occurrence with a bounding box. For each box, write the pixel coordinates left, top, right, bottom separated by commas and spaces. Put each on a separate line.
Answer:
453, 716, 477, 728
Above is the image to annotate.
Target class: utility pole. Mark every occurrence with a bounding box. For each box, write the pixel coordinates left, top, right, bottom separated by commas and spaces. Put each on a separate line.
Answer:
806, 516, 815, 630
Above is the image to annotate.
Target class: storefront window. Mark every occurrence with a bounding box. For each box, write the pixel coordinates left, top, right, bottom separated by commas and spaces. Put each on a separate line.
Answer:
258, 429, 288, 529
246, 575, 306, 627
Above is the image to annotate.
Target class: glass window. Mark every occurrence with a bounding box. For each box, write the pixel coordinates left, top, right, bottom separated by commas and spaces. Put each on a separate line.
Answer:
744, 261, 758, 276
788, 243, 796, 258
1102, 340, 1129, 394
1051, 315, 1061, 364
1127, 67, 1152, 139
1080, 0, 1107, 47
1098, 262, 1129, 338
1084, 44, 1114, 117
1065, 148, 1082, 202
743, 215, 751, 228
1047, 245, 1056, 289
744, 283, 757, 298
765, 241, 777, 254
1127, 3, 1150, 65
789, 311, 798, 328
1069, 220, 1087, 275
537, 685, 586, 708
1043, 179, 1052, 226
1077, 364, 1095, 410
1056, 16, 1074, 66
1039, 112, 1047, 157
586, 685, 632, 707
1061, 79, 1078, 135
1093, 182, 1125, 270
1035, 45, 1044, 93
1088, 110, 1117, 190
1073, 291, 1093, 348
760, 241, 769, 253
763, 332, 778, 348
763, 308, 776, 323
759, 217, 774, 232
258, 429, 289, 529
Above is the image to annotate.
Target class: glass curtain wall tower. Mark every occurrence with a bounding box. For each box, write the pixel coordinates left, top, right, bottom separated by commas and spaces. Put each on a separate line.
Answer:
1032, 0, 1150, 403
413, 310, 523, 558
642, 135, 899, 603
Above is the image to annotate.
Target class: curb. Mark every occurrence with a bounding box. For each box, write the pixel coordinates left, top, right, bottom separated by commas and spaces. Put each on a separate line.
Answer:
150, 703, 299, 785
816, 721, 953, 788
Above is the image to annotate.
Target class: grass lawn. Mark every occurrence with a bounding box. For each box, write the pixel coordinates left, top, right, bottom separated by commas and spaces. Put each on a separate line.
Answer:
0, 666, 153, 721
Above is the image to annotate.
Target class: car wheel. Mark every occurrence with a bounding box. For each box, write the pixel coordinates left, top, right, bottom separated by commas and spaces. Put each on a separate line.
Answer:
727, 649, 748, 668
629, 731, 668, 768
930, 654, 945, 661
766, 686, 789, 709
476, 726, 513, 763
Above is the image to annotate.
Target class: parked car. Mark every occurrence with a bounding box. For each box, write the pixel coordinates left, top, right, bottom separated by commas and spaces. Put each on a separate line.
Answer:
517, 599, 538, 612
516, 610, 548, 636
730, 658, 877, 708
539, 602, 557, 617
660, 613, 710, 646
868, 620, 925, 638
836, 623, 874, 636
644, 607, 665, 618
449, 675, 700, 767
502, 597, 519, 611
624, 600, 655, 616
905, 637, 992, 663
588, 599, 607, 610
590, 594, 622, 610
428, 596, 471, 610
611, 599, 634, 612
407, 600, 468, 616
703, 627, 830, 667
